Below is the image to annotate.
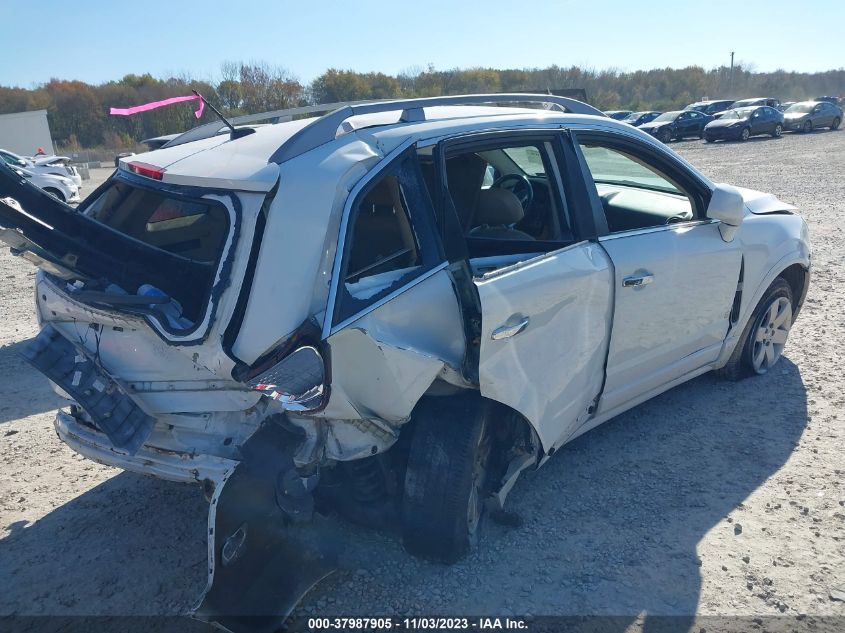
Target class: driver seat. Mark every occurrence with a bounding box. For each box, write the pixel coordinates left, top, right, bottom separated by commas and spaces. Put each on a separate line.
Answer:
468, 188, 535, 240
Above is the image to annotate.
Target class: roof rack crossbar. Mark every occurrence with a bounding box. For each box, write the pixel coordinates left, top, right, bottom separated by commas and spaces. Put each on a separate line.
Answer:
269, 93, 603, 164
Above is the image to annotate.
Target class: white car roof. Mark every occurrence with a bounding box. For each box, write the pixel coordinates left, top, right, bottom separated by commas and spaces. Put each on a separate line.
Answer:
118, 103, 669, 192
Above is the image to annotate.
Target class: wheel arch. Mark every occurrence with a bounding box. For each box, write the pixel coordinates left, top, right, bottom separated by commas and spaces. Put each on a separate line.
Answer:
778, 263, 810, 320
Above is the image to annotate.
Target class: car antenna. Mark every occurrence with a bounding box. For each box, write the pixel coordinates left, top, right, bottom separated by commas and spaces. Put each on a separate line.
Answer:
192, 90, 255, 140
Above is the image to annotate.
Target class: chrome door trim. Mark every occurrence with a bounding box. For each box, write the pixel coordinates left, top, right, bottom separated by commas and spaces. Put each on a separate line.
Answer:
597, 218, 718, 242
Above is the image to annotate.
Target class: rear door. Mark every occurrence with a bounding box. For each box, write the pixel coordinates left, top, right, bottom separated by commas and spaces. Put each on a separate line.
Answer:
435, 130, 614, 450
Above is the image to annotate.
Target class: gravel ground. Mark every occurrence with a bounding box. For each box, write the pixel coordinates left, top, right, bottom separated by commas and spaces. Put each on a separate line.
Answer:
1, 131, 843, 632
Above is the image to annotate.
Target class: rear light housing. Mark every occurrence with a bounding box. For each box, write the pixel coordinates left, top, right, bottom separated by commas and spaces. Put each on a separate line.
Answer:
127, 161, 165, 180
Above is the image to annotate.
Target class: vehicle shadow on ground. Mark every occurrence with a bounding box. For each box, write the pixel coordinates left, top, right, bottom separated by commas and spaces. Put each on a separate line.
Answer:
0, 339, 65, 424
458, 357, 808, 631
0, 358, 808, 633
0, 472, 208, 631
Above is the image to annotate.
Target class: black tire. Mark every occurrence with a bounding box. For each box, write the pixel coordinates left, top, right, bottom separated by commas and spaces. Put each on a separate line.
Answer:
402, 394, 494, 563
659, 129, 672, 143
772, 124, 783, 138
42, 187, 65, 202
739, 127, 751, 142
716, 278, 793, 381
705, 138, 715, 143
698, 129, 705, 139
803, 120, 812, 133
831, 117, 840, 130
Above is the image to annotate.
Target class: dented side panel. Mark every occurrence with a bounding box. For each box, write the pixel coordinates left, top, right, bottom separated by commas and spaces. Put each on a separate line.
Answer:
322, 268, 466, 427
474, 242, 614, 451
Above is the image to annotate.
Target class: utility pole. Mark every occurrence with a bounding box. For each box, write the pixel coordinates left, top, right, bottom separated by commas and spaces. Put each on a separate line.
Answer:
729, 52, 735, 95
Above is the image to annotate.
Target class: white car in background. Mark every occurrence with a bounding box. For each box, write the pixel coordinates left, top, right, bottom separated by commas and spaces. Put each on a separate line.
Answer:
0, 94, 811, 632
0, 149, 83, 188
12, 166, 80, 203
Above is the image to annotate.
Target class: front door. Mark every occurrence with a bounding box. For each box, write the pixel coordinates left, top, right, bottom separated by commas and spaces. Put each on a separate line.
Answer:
575, 133, 742, 414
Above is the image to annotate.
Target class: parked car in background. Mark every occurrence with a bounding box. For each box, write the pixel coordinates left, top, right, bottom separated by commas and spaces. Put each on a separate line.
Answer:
685, 100, 735, 117
730, 98, 781, 110
604, 110, 633, 120
621, 111, 662, 127
703, 106, 785, 142
0, 149, 82, 188
783, 101, 843, 133
778, 101, 796, 112
814, 96, 841, 105
639, 109, 714, 142
0, 93, 811, 630
10, 166, 80, 203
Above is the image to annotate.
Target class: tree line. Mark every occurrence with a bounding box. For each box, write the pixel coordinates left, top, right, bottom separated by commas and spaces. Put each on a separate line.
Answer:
2, 62, 842, 150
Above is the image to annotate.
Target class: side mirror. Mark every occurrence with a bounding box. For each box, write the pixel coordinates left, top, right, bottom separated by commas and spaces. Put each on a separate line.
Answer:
247, 346, 327, 412
707, 183, 745, 242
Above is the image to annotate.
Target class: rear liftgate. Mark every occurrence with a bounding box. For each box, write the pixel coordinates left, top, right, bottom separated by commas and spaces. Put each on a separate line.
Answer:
1, 164, 340, 631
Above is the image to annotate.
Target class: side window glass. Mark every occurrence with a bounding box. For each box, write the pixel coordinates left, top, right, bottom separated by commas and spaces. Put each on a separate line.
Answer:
334, 151, 440, 326
579, 143, 696, 234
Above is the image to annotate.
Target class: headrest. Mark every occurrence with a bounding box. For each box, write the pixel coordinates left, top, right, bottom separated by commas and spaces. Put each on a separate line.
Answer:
473, 188, 524, 226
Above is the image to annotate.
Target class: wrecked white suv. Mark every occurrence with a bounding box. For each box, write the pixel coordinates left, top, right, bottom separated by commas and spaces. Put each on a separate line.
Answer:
0, 94, 810, 630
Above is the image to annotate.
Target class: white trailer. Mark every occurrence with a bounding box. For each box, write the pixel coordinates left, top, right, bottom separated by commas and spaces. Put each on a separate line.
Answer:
0, 109, 53, 156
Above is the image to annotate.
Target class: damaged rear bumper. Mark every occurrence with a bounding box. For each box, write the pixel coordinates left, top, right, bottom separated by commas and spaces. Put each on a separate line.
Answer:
55, 409, 237, 484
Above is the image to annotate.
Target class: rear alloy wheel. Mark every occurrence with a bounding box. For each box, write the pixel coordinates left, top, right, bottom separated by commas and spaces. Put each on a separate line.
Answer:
402, 394, 495, 563
803, 120, 812, 133
42, 187, 65, 202
740, 127, 751, 142
659, 129, 672, 143
772, 124, 783, 138
716, 278, 793, 381
831, 117, 841, 130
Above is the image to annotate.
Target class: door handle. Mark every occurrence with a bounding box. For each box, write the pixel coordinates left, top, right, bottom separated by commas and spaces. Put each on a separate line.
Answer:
623, 274, 654, 288
491, 316, 530, 340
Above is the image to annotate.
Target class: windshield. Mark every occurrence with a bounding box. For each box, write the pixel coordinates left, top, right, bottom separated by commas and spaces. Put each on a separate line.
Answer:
721, 109, 752, 120
786, 103, 815, 113
502, 146, 546, 176
652, 111, 680, 122
732, 99, 760, 108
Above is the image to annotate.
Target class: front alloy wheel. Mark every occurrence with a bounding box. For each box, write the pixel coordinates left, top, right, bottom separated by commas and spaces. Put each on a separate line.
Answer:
740, 127, 751, 141
659, 129, 672, 143
803, 120, 812, 133
772, 124, 783, 138
750, 297, 792, 374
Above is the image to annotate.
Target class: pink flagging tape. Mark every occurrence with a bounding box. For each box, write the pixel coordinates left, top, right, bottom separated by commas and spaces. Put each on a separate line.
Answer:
109, 95, 204, 118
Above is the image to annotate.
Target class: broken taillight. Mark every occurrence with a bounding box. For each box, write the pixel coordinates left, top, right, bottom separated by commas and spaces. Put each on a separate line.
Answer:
127, 161, 165, 180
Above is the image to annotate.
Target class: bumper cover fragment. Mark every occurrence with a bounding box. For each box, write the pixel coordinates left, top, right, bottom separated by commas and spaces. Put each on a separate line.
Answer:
21, 324, 154, 454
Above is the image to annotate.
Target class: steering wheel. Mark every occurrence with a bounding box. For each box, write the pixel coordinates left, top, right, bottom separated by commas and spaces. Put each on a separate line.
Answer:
491, 173, 534, 212
665, 212, 692, 225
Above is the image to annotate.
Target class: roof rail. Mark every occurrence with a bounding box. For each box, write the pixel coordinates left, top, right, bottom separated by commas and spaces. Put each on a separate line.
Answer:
269, 93, 604, 164
160, 99, 376, 149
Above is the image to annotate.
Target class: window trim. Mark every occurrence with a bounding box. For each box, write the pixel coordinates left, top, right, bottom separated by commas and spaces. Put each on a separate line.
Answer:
323, 139, 444, 339
571, 129, 714, 240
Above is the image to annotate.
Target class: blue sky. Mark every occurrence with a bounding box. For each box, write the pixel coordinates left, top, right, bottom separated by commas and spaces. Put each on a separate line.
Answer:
2, 0, 843, 88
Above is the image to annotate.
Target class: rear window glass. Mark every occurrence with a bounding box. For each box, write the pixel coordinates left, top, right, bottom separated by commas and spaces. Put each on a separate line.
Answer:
83, 180, 229, 264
